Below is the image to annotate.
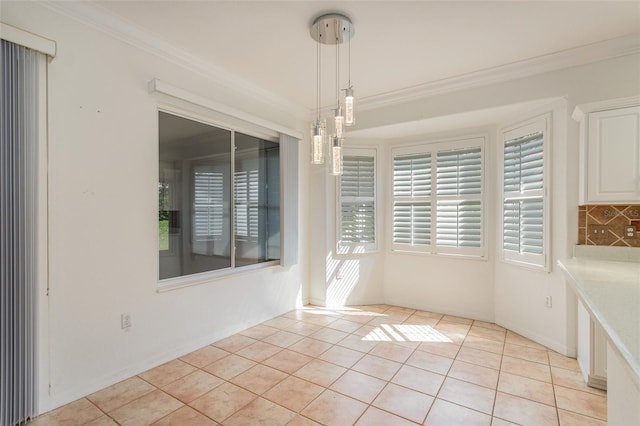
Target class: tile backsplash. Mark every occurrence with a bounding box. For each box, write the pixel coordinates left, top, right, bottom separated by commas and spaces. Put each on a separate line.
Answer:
578, 204, 640, 247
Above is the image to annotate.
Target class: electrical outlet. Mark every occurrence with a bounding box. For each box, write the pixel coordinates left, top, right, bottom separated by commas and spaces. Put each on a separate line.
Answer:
121, 313, 132, 329
589, 225, 607, 236
625, 226, 637, 239
545, 296, 552, 308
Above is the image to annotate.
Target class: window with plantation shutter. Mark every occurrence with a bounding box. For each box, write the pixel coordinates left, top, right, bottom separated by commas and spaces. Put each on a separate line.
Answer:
234, 169, 259, 240
436, 146, 482, 255
392, 151, 431, 251
193, 167, 224, 241
338, 149, 376, 251
391, 137, 484, 256
501, 117, 548, 269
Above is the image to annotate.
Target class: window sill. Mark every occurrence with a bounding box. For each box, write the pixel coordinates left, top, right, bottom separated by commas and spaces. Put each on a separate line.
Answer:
498, 257, 551, 273
388, 248, 487, 261
157, 260, 281, 292
336, 244, 378, 256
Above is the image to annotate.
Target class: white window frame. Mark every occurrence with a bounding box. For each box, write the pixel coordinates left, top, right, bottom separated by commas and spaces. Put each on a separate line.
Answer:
155, 103, 296, 291
336, 148, 378, 253
434, 138, 485, 257
390, 136, 485, 258
499, 114, 550, 271
391, 145, 433, 253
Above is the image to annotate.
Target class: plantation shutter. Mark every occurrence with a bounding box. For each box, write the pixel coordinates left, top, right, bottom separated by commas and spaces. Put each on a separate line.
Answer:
392, 153, 431, 247
234, 170, 260, 239
504, 132, 544, 192
339, 154, 375, 246
503, 131, 544, 255
194, 168, 224, 240
436, 147, 482, 248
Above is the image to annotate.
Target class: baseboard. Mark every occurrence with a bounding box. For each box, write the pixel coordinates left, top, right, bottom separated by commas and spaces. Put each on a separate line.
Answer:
298, 297, 310, 307
308, 297, 326, 307
38, 309, 291, 414
587, 375, 607, 391
383, 297, 494, 323
496, 318, 573, 356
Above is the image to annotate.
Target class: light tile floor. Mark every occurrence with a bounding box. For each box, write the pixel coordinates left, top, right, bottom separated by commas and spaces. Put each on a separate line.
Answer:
30, 305, 607, 425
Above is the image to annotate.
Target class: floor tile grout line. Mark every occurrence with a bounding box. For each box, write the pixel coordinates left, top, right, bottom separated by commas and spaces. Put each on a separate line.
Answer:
549, 351, 562, 426
551, 384, 608, 421
280, 311, 420, 424
96, 376, 168, 419
48, 304, 605, 426
78, 398, 110, 426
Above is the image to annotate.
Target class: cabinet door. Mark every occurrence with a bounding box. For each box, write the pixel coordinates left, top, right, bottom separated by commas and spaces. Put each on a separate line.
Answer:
587, 106, 640, 203
592, 320, 607, 380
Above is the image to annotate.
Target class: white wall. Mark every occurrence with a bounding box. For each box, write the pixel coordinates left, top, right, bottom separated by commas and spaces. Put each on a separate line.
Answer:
2, 1, 307, 413
384, 254, 495, 320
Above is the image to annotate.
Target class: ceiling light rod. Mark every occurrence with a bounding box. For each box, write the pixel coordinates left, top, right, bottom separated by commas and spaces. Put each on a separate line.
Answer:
311, 21, 326, 165
334, 31, 344, 139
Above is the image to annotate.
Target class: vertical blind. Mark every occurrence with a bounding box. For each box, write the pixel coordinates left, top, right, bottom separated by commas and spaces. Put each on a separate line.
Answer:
1, 39, 39, 425
279, 133, 298, 266
339, 154, 375, 245
503, 131, 544, 255
392, 153, 431, 246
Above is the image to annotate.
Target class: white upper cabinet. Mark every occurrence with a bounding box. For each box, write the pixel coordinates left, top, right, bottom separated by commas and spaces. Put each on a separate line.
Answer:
573, 98, 640, 204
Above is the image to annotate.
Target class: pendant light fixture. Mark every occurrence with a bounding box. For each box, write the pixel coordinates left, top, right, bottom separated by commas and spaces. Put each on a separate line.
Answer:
310, 13, 355, 176
344, 31, 355, 126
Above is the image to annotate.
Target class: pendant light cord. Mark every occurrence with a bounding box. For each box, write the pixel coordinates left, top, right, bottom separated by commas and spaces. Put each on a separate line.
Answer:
348, 27, 351, 89
336, 28, 340, 108
316, 24, 321, 121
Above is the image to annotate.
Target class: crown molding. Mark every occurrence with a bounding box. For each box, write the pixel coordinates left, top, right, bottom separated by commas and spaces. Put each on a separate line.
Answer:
358, 33, 640, 112
34, 1, 639, 119
37, 1, 310, 121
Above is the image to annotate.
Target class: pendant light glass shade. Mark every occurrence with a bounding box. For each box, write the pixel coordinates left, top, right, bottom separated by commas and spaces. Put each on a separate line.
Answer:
334, 107, 345, 138
331, 137, 343, 176
345, 87, 355, 126
310, 120, 326, 164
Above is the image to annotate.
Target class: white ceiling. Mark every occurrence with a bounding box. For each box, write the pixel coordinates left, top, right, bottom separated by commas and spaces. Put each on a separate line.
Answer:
92, 1, 639, 113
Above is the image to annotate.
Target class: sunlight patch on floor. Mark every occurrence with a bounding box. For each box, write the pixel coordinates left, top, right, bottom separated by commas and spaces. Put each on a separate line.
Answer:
362, 323, 453, 343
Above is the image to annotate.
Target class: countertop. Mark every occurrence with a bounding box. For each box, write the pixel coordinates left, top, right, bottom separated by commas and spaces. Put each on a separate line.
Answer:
558, 250, 640, 380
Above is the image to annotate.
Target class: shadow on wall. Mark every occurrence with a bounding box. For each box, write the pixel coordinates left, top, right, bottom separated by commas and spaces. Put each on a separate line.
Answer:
325, 247, 367, 306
